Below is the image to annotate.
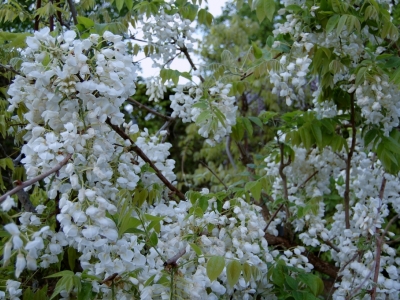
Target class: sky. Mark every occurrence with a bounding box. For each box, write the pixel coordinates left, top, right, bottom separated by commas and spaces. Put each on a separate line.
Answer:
137, 1, 228, 80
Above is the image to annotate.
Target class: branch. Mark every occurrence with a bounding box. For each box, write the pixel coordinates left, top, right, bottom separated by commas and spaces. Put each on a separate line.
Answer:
199, 161, 228, 190
0, 64, 23, 76
105, 118, 185, 200
179, 45, 205, 83
344, 93, 356, 229
265, 233, 339, 279
66, 0, 78, 25
34, 0, 41, 31
127, 98, 173, 121
264, 203, 284, 232
0, 154, 72, 203
225, 136, 237, 170
165, 248, 186, 266
371, 177, 387, 299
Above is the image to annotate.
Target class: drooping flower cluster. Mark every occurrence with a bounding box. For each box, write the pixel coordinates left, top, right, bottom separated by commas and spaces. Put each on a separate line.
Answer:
268, 53, 312, 106
170, 81, 237, 145
141, 8, 196, 68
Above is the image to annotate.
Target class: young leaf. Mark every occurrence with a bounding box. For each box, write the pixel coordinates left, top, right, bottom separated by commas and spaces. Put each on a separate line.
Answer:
226, 260, 242, 287
189, 243, 203, 255
206, 256, 225, 282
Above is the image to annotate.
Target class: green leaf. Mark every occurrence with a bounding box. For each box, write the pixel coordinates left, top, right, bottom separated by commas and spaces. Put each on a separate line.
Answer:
271, 268, 285, 286
77, 16, 94, 28
125, 0, 133, 10
116, 0, 124, 11
311, 123, 322, 145
298, 273, 324, 296
33, 286, 48, 300
248, 116, 263, 128
336, 15, 347, 35
78, 282, 93, 300
148, 231, 158, 247
226, 260, 242, 287
206, 256, 225, 282
285, 274, 298, 290
68, 247, 78, 271
23, 287, 34, 300
196, 111, 211, 124
50, 273, 75, 299
133, 189, 148, 207
243, 262, 252, 282
144, 274, 156, 287
326, 14, 340, 33
242, 117, 253, 136
119, 217, 141, 236
245, 181, 262, 201
252, 41, 263, 59
264, 0, 275, 22
189, 243, 202, 255
46, 270, 75, 278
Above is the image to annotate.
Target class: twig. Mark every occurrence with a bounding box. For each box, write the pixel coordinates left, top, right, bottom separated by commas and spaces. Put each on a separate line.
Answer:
327, 253, 359, 299
371, 177, 387, 299
66, 0, 78, 25
225, 136, 237, 170
127, 98, 172, 121
298, 170, 319, 190
0, 154, 72, 203
34, 0, 41, 31
0, 64, 22, 76
265, 232, 340, 279
278, 142, 291, 200
199, 161, 228, 190
105, 118, 185, 200
179, 45, 205, 83
344, 93, 357, 229
264, 203, 284, 232
165, 248, 186, 266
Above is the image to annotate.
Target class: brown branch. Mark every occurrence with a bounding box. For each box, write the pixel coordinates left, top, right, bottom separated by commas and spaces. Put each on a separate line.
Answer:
265, 233, 339, 279
371, 177, 387, 299
49, 0, 54, 31
264, 203, 284, 232
298, 170, 319, 190
105, 118, 185, 200
165, 248, 186, 266
66, 0, 78, 25
278, 142, 291, 201
344, 93, 356, 229
179, 45, 205, 83
0, 64, 23, 76
34, 0, 41, 31
199, 161, 228, 190
127, 98, 172, 121
0, 154, 72, 203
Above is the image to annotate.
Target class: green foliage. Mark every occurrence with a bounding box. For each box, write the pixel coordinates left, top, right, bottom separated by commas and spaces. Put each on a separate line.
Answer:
268, 260, 324, 299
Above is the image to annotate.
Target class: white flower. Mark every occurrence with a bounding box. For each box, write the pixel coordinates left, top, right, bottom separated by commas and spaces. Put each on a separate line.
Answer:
15, 253, 26, 278
1, 196, 16, 212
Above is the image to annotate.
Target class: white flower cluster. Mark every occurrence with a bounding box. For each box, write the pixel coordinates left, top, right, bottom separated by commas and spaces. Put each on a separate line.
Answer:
138, 196, 271, 300
268, 54, 312, 106
353, 78, 400, 135
145, 77, 166, 102
170, 82, 237, 145
141, 8, 196, 67
264, 141, 400, 299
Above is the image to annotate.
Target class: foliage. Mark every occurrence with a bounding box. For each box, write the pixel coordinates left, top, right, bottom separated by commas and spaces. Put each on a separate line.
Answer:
0, 0, 400, 300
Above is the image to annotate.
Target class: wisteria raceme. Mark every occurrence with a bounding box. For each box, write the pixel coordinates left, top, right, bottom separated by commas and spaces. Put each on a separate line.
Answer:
170, 81, 237, 145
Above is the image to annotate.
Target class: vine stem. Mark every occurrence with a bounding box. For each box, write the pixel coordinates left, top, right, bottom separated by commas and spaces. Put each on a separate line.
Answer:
371, 177, 386, 299
0, 154, 72, 203
105, 118, 185, 200
344, 92, 356, 229
127, 97, 173, 121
